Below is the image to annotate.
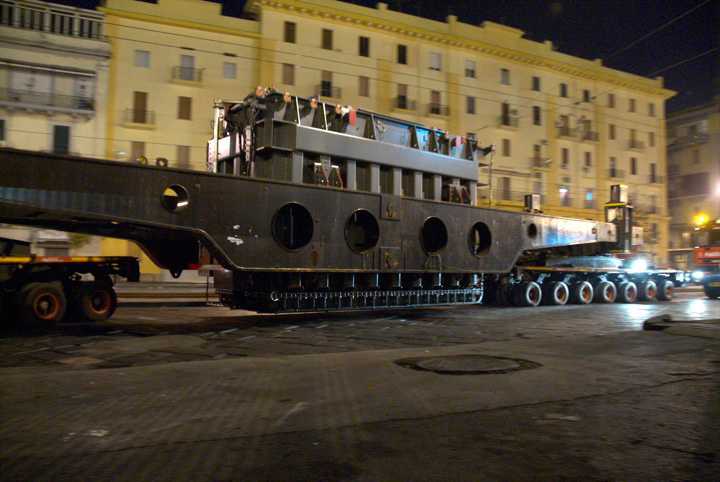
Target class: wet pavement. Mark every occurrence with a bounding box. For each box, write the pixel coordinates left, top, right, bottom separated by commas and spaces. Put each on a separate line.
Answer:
0, 289, 718, 480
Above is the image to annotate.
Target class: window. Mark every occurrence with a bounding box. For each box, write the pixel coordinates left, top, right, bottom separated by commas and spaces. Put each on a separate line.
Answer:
131, 141, 145, 160
322, 29, 333, 50
584, 188, 594, 209
609, 156, 618, 177
397, 44, 407, 64
502, 138, 511, 156
52, 125, 70, 154
649, 131, 655, 147
176, 145, 190, 169
500, 68, 510, 85
134, 50, 149, 68
132, 91, 148, 123
584, 151, 592, 167
532, 76, 540, 91
359, 76, 369, 97
630, 157, 637, 175
223, 62, 236, 79
466, 96, 475, 115
397, 83, 408, 109
650, 194, 657, 214
282, 63, 294, 85
559, 83, 568, 97
500, 177, 511, 201
559, 115, 570, 136
179, 54, 195, 81
561, 148, 569, 168
608, 93, 615, 108
532, 106, 541, 126
429, 90, 442, 114
693, 149, 700, 163
650, 163, 657, 183
320, 71, 333, 97
559, 185, 570, 206
429, 52, 441, 71
465, 60, 476, 78
648, 103, 655, 117
629, 98, 636, 112
359, 36, 369, 57
532, 144, 542, 166
284, 22, 296, 43
583, 89, 591, 102
609, 124, 616, 140
178, 96, 191, 120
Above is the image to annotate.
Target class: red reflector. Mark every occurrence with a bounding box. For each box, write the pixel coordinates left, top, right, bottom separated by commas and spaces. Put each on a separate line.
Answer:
348, 109, 356, 125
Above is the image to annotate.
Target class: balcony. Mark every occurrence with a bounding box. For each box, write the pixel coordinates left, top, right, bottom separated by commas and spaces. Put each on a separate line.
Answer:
0, 87, 94, 116
122, 109, 155, 128
315, 84, 342, 99
0, 0, 106, 40
171, 66, 203, 84
579, 131, 599, 142
427, 103, 449, 116
393, 97, 416, 111
557, 126, 572, 137
668, 133, 709, 150
498, 115, 519, 128
648, 174, 664, 184
529, 156, 551, 169
608, 168, 625, 179
628, 139, 645, 150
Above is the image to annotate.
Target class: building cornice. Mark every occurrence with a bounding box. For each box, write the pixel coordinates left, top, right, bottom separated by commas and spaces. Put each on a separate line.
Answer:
248, 0, 675, 99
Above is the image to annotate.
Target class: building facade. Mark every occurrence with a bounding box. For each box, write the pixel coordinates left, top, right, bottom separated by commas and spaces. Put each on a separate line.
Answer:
1, 0, 677, 272
0, 0, 109, 255
666, 99, 720, 269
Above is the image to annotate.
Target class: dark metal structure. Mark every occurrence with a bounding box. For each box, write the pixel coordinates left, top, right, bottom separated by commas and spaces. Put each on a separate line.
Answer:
0, 91, 643, 314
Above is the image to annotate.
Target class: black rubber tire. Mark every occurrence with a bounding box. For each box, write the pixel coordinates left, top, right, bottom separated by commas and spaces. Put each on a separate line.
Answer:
703, 286, 720, 299
594, 280, 616, 303
515, 281, 542, 307
656, 280, 674, 301
638, 280, 657, 302
570, 281, 593, 304
496, 286, 509, 306
543, 281, 569, 305
617, 281, 637, 303
74, 282, 117, 322
16, 282, 67, 328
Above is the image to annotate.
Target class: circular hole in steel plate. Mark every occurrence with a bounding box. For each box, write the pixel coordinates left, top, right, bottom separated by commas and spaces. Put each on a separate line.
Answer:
395, 355, 541, 375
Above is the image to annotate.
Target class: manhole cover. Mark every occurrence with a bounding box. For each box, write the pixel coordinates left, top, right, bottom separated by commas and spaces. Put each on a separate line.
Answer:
395, 355, 541, 375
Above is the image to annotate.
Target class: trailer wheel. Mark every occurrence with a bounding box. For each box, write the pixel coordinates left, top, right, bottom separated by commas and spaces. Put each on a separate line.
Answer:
617, 281, 637, 303
543, 281, 569, 305
638, 280, 657, 302
704, 286, 720, 299
515, 281, 542, 307
570, 281, 593, 304
16, 282, 67, 328
74, 282, 117, 322
656, 280, 674, 301
594, 281, 616, 303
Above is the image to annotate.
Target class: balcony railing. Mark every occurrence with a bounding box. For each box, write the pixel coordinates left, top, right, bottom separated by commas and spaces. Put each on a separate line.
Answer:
580, 131, 599, 142
171, 66, 203, 83
628, 139, 645, 150
315, 84, 342, 98
668, 133, 709, 149
427, 103, 449, 116
0, 0, 105, 40
498, 115, 519, 127
0, 87, 94, 112
123, 109, 155, 125
608, 168, 625, 179
557, 126, 572, 137
393, 97, 416, 111
648, 174, 664, 184
529, 156, 551, 168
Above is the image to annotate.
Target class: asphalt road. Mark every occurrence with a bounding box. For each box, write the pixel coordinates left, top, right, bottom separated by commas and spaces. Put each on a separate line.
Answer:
0, 290, 718, 480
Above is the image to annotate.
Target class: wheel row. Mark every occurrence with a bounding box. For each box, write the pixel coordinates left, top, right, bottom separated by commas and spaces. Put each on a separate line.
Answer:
12, 281, 117, 328
502, 278, 674, 307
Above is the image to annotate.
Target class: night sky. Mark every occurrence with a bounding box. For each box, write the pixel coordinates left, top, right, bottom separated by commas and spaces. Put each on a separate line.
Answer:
44, 0, 719, 112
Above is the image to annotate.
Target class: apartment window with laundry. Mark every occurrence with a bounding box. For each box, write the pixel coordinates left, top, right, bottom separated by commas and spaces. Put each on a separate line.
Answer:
397, 44, 407, 64
178, 96, 191, 120
533, 106, 541, 126
532, 76, 540, 91
223, 62, 236, 79
465, 60, 476, 78
359, 76, 369, 97
607, 93, 615, 108
134, 49, 149, 67
322, 29, 333, 50
284, 22, 296, 43
502, 138, 511, 156
466, 96, 475, 115
500, 68, 510, 85
359, 36, 369, 57
282, 63, 294, 85
559, 83, 568, 97
429, 52, 441, 71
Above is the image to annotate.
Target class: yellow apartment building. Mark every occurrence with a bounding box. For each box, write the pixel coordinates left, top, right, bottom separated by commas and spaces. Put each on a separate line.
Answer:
666, 99, 720, 269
